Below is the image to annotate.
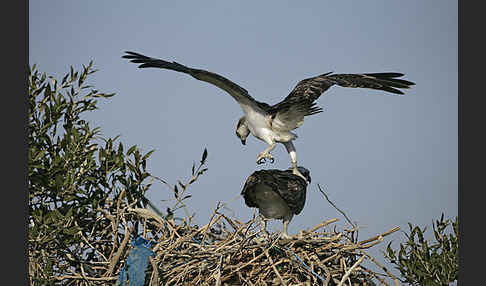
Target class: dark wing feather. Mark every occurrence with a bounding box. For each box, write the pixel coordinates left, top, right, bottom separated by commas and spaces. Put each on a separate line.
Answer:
274, 170, 308, 215
122, 51, 271, 114
241, 173, 261, 208
269, 72, 415, 132
327, 73, 415, 95
241, 169, 308, 215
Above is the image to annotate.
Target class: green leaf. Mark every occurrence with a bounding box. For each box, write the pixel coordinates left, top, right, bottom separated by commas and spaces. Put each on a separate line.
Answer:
178, 180, 185, 190
198, 168, 208, 175
118, 142, 124, 154
62, 73, 69, 84
141, 150, 155, 161
201, 148, 208, 164
30, 164, 45, 170
55, 174, 64, 188
134, 150, 141, 165
140, 172, 150, 181
90, 92, 116, 98
127, 145, 137, 156
63, 226, 80, 236
33, 149, 47, 161
174, 185, 179, 199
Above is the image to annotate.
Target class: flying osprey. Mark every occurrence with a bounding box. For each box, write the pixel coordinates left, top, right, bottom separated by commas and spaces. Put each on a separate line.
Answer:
241, 167, 310, 239
122, 51, 415, 179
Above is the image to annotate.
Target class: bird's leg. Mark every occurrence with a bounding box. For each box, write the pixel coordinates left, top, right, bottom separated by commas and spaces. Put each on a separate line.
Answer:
292, 161, 307, 181
283, 141, 306, 181
259, 214, 269, 239
256, 142, 276, 165
281, 214, 293, 239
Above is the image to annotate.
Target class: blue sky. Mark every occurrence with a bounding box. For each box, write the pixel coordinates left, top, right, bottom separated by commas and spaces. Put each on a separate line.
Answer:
30, 0, 457, 280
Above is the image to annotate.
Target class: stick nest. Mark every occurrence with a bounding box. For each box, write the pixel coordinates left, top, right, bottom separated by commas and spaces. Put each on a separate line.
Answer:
138, 204, 399, 286
30, 192, 400, 286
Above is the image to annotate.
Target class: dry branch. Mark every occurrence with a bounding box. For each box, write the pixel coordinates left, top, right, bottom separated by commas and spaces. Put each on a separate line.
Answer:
31, 193, 400, 286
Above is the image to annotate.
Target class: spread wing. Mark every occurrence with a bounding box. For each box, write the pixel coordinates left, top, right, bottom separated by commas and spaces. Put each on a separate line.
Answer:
241, 169, 308, 215
270, 72, 415, 132
122, 51, 271, 115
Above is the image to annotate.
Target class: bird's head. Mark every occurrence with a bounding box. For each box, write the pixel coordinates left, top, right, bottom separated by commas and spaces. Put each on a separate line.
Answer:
296, 166, 311, 184
235, 116, 250, 145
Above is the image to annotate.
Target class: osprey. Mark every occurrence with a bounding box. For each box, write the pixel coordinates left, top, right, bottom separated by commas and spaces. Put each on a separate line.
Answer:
123, 51, 415, 179
241, 167, 310, 239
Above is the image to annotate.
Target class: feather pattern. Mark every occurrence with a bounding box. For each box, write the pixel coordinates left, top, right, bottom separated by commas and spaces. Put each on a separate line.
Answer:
268, 72, 415, 131
122, 51, 271, 114
123, 51, 415, 146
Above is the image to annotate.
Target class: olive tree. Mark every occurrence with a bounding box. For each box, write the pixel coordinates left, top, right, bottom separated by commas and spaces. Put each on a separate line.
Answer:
28, 62, 156, 284
384, 214, 458, 285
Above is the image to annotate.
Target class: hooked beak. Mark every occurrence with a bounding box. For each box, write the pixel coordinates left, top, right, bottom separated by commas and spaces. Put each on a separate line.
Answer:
241, 139, 246, 145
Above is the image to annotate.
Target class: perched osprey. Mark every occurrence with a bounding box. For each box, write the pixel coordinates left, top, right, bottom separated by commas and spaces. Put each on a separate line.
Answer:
241, 167, 311, 239
122, 51, 415, 179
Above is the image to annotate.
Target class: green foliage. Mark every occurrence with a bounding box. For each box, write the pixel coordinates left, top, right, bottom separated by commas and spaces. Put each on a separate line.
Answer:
384, 214, 458, 286
28, 62, 154, 284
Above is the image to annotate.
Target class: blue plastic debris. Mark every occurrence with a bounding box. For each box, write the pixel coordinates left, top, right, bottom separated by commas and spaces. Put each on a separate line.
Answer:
116, 236, 156, 286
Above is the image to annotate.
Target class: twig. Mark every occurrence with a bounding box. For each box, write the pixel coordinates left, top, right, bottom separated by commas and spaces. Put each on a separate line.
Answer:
104, 220, 133, 277
359, 249, 401, 286
55, 275, 117, 281
301, 218, 339, 235
337, 255, 365, 286
149, 256, 159, 286
222, 236, 281, 281
215, 255, 223, 286
362, 268, 391, 286
358, 226, 400, 245
317, 184, 356, 229
127, 207, 165, 227
264, 249, 287, 286
79, 263, 91, 284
